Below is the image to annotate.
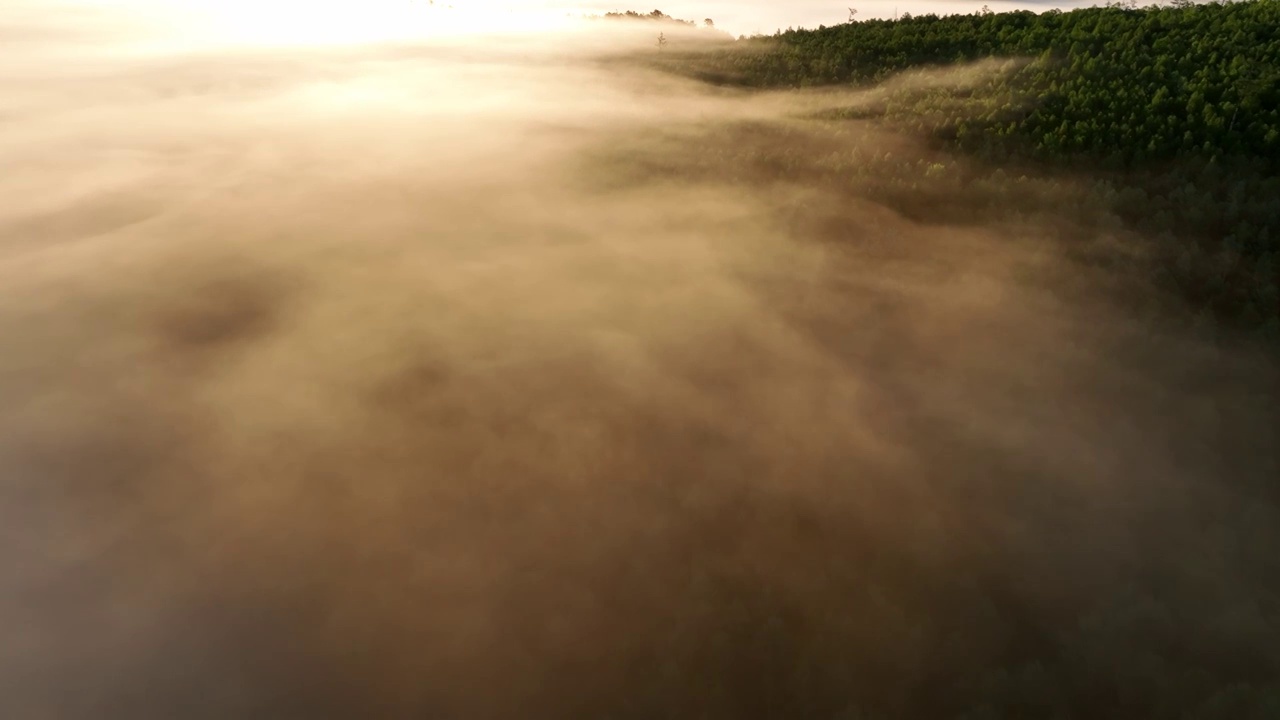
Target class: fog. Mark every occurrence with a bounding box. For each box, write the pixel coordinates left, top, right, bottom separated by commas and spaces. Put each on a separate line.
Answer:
1, 5, 1277, 719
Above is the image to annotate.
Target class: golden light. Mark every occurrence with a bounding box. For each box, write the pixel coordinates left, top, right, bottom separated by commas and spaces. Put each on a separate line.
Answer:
165, 0, 573, 46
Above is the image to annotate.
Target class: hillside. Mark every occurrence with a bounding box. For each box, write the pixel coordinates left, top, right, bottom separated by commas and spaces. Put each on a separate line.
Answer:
653, 0, 1280, 342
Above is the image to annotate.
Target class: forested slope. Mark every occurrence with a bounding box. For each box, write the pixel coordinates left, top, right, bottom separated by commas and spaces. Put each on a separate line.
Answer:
657, 0, 1280, 342
576, 7, 1280, 716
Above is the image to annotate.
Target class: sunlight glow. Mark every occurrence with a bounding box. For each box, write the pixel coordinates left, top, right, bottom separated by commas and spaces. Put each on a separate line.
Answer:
167, 0, 573, 46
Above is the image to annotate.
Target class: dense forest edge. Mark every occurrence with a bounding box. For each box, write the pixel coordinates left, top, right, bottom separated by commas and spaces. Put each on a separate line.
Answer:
624, 0, 1280, 347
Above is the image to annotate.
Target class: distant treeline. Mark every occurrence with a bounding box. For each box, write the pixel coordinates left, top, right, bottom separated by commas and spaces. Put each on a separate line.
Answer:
654, 0, 1280, 343
590, 9, 717, 28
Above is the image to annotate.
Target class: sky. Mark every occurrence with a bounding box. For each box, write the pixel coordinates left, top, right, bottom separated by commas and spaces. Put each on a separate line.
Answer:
12, 0, 1099, 45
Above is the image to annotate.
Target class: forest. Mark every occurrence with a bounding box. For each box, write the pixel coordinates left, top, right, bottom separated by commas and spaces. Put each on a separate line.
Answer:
642, 0, 1280, 345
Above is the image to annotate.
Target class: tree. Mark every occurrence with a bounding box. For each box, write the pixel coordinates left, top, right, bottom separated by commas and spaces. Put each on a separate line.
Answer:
657, 32, 668, 51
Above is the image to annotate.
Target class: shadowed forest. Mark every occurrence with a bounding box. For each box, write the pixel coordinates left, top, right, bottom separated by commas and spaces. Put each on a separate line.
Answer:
0, 1, 1277, 719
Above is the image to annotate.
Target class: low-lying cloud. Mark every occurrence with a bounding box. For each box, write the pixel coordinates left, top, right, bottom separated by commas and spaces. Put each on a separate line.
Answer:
1, 6, 1276, 719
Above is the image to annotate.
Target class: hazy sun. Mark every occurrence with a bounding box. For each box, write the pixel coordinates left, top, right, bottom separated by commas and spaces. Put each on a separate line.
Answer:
169, 0, 568, 45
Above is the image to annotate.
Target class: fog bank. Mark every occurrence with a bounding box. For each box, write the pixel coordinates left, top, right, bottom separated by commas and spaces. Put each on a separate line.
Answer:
1, 6, 1276, 718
